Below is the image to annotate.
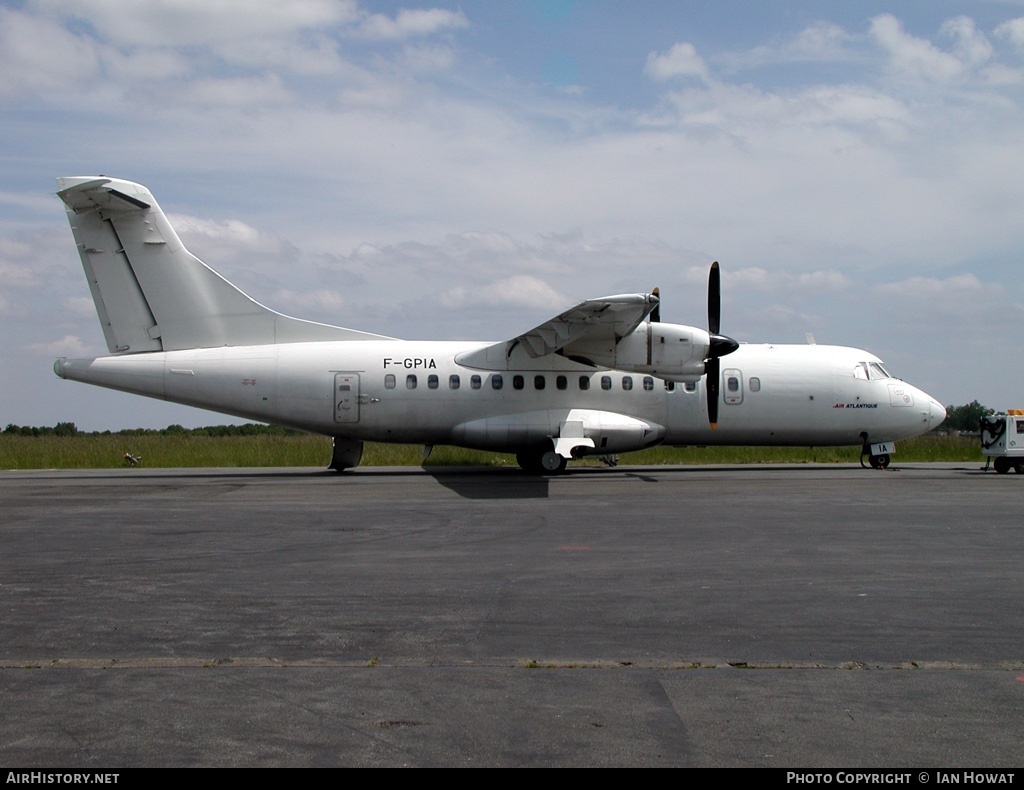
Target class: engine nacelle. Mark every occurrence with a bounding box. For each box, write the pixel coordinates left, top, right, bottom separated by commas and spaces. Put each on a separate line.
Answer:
574, 322, 710, 379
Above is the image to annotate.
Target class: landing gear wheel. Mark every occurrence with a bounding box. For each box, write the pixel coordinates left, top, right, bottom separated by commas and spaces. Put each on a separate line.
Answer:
994, 456, 1012, 474
1016, 461, 1024, 474
516, 450, 567, 474
540, 450, 568, 473
869, 453, 890, 469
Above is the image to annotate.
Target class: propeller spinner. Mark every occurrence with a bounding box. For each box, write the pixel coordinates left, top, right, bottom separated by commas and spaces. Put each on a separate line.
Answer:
705, 262, 739, 429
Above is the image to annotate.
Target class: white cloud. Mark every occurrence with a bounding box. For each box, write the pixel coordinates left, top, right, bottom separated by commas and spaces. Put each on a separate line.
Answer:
274, 288, 346, 314
870, 14, 967, 82
940, 16, 993, 68
170, 215, 275, 251
644, 42, 709, 82
0, 7, 101, 98
26, 334, 94, 356
357, 8, 469, 41
441, 275, 567, 311
729, 267, 853, 294
720, 22, 857, 71
168, 74, 292, 108
995, 18, 1024, 49
875, 274, 984, 299
35, 0, 360, 47
63, 296, 97, 318
0, 260, 41, 289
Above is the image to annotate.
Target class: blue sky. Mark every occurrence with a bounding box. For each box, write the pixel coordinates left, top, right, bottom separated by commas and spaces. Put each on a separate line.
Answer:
1, 0, 1022, 430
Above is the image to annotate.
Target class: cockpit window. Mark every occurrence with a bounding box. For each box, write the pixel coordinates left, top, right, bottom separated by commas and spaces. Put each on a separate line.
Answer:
870, 362, 892, 379
856, 362, 894, 381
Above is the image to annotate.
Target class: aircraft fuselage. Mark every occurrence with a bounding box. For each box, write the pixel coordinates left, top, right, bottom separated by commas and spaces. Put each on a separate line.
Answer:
56, 339, 944, 453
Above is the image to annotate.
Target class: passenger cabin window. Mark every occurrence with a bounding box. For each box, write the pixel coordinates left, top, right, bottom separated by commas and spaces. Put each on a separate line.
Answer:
682, 382, 695, 392
449, 375, 460, 389
471, 375, 482, 389
579, 376, 590, 390
385, 374, 396, 389
491, 374, 503, 390
643, 377, 654, 391
727, 376, 740, 392
601, 376, 612, 391
556, 375, 568, 390
428, 374, 439, 390
534, 375, 545, 390
513, 375, 524, 390
749, 377, 761, 392
622, 376, 633, 391
406, 374, 417, 389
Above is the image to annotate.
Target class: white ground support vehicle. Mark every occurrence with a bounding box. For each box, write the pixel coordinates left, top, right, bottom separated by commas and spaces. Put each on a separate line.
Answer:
981, 411, 1024, 474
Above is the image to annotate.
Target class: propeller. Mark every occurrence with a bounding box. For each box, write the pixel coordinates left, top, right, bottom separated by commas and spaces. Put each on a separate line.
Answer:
705, 262, 739, 429
650, 287, 661, 322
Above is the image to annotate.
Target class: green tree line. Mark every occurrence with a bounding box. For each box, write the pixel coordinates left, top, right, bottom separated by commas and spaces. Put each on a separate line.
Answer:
3, 422, 303, 438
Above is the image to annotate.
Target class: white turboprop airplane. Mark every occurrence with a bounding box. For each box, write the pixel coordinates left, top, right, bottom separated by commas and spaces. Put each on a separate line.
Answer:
52, 176, 945, 473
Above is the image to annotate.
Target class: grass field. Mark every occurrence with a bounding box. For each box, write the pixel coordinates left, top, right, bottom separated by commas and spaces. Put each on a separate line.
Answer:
0, 432, 983, 470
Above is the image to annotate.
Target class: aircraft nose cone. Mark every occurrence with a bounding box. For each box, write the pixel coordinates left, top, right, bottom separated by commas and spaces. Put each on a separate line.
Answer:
929, 399, 947, 429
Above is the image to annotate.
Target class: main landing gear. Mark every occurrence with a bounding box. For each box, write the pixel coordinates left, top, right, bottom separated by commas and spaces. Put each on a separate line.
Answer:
516, 449, 568, 475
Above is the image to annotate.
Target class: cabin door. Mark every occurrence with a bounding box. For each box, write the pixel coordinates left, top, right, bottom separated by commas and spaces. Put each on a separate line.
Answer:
334, 373, 361, 423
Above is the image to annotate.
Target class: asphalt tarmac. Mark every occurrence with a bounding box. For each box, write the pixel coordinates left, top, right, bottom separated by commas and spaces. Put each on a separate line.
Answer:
1, 462, 1021, 767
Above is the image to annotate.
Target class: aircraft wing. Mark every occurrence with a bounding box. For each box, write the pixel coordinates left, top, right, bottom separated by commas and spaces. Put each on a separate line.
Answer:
513, 293, 658, 358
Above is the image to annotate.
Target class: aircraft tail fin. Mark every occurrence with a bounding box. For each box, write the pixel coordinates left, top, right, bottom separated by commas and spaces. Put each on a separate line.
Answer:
56, 176, 391, 353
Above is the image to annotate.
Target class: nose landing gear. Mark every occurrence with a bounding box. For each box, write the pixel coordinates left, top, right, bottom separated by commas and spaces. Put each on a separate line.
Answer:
866, 452, 891, 469
860, 433, 893, 469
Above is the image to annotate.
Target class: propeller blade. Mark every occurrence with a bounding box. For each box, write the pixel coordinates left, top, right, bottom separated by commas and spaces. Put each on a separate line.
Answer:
707, 357, 720, 429
708, 261, 721, 336
704, 261, 737, 430
650, 287, 660, 322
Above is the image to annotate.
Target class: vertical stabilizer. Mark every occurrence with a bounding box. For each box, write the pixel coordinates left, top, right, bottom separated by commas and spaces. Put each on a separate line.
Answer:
56, 176, 391, 353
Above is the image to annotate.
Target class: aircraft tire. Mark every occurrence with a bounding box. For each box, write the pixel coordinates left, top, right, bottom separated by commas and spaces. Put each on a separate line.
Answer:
540, 450, 568, 474
869, 453, 890, 469
516, 449, 568, 475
